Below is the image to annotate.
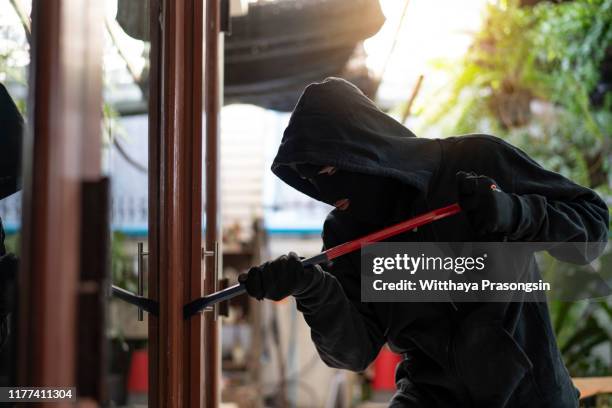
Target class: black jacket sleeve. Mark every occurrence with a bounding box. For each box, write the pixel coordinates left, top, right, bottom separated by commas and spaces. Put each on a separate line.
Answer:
0, 83, 24, 200
294, 214, 385, 371
477, 137, 609, 262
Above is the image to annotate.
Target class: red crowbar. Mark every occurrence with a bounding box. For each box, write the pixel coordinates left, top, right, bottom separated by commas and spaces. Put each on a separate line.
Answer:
183, 203, 461, 318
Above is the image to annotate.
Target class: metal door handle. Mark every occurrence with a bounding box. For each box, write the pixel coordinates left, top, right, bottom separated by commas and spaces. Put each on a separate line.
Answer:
202, 241, 220, 320
137, 242, 149, 321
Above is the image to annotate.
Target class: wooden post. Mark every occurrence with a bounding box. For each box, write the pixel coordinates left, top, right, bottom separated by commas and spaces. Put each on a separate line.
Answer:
18, 0, 103, 405
148, 0, 205, 406
147, 0, 161, 406
204, 0, 222, 406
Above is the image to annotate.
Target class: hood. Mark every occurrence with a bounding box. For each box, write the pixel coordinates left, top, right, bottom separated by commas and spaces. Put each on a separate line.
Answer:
271, 77, 440, 203
0, 83, 24, 200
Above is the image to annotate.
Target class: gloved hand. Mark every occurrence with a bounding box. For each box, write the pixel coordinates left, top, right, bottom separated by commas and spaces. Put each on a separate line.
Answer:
239, 252, 313, 301
456, 171, 519, 237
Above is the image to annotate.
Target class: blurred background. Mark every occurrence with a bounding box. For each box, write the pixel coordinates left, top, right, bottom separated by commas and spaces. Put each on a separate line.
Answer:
0, 0, 611, 406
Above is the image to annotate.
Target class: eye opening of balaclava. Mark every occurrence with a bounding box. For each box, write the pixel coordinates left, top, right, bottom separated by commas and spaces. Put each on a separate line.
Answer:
292, 162, 405, 225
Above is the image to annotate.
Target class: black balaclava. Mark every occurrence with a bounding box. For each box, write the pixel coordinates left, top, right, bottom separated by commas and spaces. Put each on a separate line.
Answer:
272, 78, 441, 227
295, 163, 405, 225
0, 83, 24, 200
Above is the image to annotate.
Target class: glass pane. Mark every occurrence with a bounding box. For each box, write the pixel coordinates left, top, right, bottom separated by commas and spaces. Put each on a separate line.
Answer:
104, 0, 151, 406
0, 0, 30, 389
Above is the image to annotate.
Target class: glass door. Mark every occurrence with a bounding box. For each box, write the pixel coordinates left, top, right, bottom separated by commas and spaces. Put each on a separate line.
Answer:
103, 0, 153, 405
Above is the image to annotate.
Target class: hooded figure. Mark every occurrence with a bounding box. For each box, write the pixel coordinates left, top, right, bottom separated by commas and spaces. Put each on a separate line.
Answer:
0, 83, 23, 353
241, 78, 609, 407
0, 83, 23, 203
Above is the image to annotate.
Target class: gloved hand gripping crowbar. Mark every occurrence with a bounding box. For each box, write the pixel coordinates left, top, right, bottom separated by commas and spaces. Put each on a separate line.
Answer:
183, 203, 462, 318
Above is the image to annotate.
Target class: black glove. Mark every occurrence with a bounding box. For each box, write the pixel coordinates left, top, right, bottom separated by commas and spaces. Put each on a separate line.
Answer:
456, 171, 519, 237
239, 252, 313, 301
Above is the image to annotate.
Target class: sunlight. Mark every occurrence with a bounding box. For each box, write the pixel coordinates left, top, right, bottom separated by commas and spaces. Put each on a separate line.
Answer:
365, 0, 489, 105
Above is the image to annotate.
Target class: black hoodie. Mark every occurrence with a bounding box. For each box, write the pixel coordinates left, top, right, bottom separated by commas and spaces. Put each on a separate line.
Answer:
271, 78, 609, 407
0, 83, 23, 202
0, 83, 22, 358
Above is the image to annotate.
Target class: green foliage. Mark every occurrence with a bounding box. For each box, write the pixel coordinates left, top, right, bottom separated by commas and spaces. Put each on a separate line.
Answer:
424, 0, 612, 378
425, 0, 612, 192
3, 232, 20, 256
533, 0, 612, 107
0, 9, 29, 114
111, 231, 137, 293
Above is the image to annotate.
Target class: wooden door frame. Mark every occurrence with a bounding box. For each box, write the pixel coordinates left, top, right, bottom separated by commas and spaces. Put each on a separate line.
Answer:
18, 0, 104, 403
147, 1, 161, 407
203, 0, 222, 406
148, 0, 208, 406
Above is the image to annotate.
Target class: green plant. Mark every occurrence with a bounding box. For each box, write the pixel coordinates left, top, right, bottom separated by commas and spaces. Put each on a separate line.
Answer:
0, 6, 29, 113
111, 231, 137, 293
423, 0, 612, 378
3, 232, 20, 256
424, 0, 612, 192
